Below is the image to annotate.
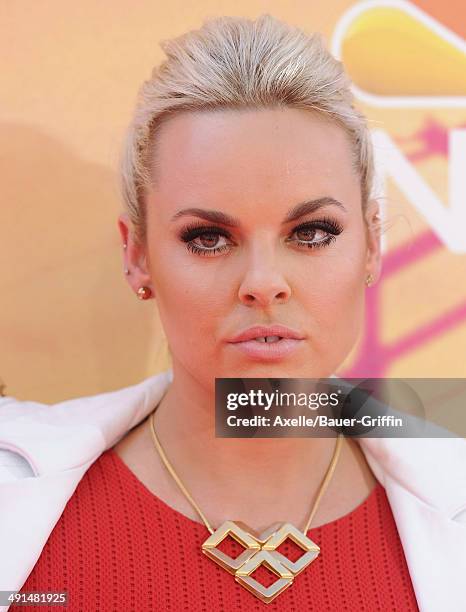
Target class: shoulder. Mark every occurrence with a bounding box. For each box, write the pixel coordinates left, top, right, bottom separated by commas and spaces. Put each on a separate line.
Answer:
358, 435, 466, 521
0, 369, 173, 480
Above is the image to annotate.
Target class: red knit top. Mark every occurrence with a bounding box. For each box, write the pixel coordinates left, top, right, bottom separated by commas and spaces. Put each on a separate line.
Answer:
19, 448, 419, 611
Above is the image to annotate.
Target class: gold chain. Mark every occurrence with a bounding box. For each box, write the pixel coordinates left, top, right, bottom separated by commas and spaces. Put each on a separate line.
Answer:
149, 406, 344, 536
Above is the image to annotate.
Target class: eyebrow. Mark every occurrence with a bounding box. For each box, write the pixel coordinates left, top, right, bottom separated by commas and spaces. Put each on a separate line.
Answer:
170, 197, 347, 227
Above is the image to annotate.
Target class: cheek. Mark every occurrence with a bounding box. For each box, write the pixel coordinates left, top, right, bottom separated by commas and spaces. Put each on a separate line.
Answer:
147, 242, 224, 344
306, 242, 367, 353
292, 218, 365, 316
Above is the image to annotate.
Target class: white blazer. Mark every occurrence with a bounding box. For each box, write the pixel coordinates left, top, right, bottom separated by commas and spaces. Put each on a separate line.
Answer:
0, 369, 465, 612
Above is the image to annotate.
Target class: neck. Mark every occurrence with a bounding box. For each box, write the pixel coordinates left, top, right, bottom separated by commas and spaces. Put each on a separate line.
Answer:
153, 364, 340, 491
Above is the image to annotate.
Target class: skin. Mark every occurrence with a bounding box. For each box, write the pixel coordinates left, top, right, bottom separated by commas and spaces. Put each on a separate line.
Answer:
116, 107, 381, 532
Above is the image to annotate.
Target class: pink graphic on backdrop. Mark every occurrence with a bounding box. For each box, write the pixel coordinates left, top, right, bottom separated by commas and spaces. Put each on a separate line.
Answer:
396, 118, 466, 162
341, 119, 466, 378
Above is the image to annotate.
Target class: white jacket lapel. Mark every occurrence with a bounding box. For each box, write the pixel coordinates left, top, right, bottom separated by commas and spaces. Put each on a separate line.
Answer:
359, 437, 466, 612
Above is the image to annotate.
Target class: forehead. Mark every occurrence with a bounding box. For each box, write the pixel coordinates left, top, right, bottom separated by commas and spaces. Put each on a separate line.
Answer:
147, 107, 360, 220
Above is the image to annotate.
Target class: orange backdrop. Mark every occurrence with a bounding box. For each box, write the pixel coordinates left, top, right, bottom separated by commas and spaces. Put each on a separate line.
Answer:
1, 0, 465, 402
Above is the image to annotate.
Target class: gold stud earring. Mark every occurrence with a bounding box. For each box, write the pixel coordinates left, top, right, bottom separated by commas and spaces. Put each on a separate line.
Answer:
137, 286, 152, 300
365, 274, 374, 287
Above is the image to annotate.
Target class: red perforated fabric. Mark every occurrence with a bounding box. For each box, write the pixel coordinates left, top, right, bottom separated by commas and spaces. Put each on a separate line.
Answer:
19, 448, 419, 611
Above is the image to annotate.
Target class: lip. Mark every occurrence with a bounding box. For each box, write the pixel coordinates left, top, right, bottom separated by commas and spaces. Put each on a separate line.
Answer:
228, 337, 304, 361
226, 324, 305, 362
227, 324, 305, 343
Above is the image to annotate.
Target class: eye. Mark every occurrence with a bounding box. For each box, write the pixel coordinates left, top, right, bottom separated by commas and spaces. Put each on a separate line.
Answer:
180, 224, 233, 257
286, 218, 343, 250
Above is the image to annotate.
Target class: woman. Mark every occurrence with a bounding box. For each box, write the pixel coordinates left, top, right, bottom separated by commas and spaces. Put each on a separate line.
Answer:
1, 14, 465, 612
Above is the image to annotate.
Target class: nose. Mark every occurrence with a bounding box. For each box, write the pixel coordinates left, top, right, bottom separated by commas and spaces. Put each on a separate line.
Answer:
238, 238, 291, 308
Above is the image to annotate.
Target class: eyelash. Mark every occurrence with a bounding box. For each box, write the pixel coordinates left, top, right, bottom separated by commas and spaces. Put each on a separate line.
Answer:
179, 217, 343, 257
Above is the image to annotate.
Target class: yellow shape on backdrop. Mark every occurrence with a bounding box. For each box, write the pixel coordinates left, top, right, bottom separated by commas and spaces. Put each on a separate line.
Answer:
341, 6, 466, 96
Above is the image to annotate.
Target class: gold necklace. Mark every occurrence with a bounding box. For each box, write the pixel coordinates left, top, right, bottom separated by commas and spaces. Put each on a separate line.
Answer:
149, 408, 343, 604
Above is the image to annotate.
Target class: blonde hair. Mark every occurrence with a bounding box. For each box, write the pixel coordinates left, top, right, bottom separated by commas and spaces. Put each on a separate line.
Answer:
121, 14, 374, 245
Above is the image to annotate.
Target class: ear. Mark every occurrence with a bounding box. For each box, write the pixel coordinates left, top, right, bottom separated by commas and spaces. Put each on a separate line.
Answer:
363, 199, 382, 284
117, 213, 154, 298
